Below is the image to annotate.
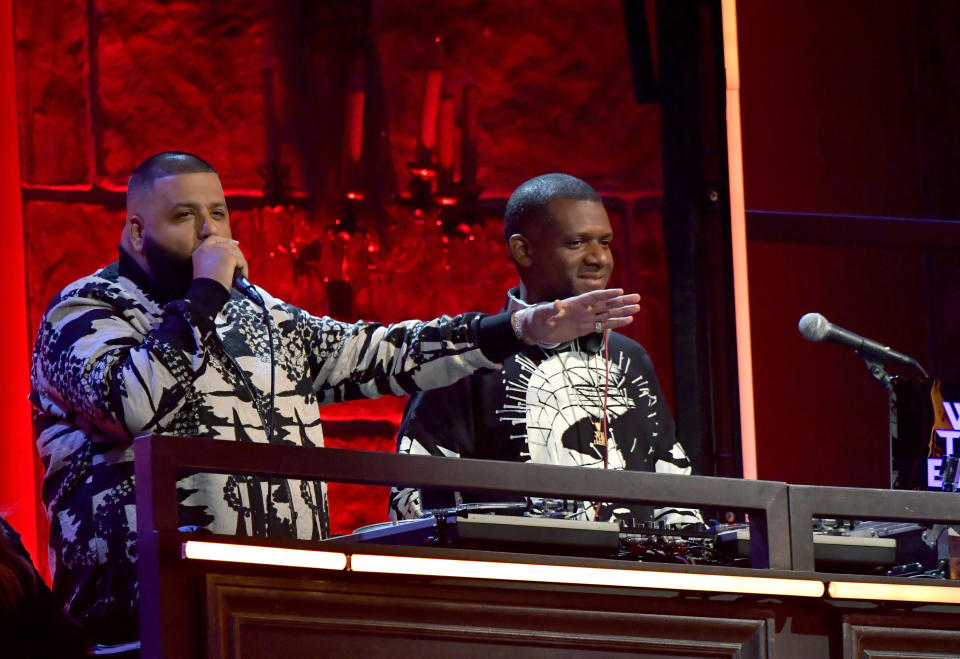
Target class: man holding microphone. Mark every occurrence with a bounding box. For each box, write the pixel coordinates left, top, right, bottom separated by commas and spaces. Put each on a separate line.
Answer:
30, 151, 641, 651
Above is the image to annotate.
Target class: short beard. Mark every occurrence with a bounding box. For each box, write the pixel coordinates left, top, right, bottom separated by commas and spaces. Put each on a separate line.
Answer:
142, 235, 194, 300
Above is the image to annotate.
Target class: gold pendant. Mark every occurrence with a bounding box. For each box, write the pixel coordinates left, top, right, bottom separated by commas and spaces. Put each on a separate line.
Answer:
592, 419, 606, 446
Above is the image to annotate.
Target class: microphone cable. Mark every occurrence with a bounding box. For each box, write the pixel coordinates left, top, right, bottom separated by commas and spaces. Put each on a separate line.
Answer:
262, 303, 276, 441
602, 328, 610, 470
235, 272, 276, 441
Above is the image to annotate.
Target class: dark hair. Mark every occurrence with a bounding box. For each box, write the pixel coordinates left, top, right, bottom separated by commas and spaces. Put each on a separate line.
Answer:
503, 173, 601, 242
127, 151, 217, 199
0, 517, 36, 610
1, 516, 87, 655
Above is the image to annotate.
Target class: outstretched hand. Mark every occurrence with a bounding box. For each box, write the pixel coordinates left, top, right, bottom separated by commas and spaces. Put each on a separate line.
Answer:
518, 288, 641, 345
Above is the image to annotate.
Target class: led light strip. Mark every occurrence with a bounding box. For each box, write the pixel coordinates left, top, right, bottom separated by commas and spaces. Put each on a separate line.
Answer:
180, 542, 960, 604
828, 581, 960, 604
720, 0, 758, 480
183, 541, 347, 571
350, 554, 825, 598
182, 541, 822, 597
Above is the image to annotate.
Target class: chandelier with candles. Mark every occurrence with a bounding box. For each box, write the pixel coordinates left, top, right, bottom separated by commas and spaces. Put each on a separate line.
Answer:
343, 38, 481, 238
257, 38, 500, 321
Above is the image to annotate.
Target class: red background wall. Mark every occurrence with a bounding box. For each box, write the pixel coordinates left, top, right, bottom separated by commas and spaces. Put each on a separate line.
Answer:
6, 0, 670, 563
738, 1, 960, 487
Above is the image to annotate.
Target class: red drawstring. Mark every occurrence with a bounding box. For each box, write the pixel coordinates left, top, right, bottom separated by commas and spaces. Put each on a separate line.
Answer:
602, 328, 610, 469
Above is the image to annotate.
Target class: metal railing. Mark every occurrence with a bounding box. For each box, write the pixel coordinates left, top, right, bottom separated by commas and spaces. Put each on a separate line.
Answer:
134, 434, 792, 567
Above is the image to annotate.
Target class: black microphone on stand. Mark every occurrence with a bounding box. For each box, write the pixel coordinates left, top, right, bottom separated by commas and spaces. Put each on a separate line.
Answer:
797, 312, 928, 377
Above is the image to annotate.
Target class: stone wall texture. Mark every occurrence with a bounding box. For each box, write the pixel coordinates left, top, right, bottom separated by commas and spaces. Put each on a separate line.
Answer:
15, 0, 665, 536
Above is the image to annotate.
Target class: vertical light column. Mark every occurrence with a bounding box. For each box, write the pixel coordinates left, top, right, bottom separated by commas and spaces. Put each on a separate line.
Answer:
0, 0, 40, 560
721, 0, 757, 479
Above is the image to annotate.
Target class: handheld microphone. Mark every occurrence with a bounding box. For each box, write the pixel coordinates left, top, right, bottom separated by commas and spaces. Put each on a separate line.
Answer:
798, 312, 927, 376
233, 269, 265, 306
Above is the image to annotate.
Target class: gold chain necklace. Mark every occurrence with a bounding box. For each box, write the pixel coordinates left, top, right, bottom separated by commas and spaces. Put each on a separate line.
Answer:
544, 339, 608, 450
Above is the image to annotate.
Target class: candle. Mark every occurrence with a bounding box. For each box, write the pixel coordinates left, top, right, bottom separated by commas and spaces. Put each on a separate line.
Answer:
345, 89, 365, 163
437, 94, 455, 185
262, 53, 279, 170
342, 60, 365, 195
418, 68, 442, 156
460, 84, 478, 186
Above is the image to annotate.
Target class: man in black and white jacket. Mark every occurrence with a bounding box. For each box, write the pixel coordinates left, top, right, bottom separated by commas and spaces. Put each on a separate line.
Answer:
30, 153, 641, 649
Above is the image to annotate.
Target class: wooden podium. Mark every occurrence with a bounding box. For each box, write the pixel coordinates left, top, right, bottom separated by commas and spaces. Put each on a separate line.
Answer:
134, 435, 960, 658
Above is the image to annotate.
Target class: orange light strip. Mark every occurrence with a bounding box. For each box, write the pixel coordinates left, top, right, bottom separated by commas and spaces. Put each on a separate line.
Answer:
182, 541, 347, 571
181, 541, 822, 597
181, 540, 960, 605
720, 0, 757, 479
350, 554, 824, 598
828, 581, 960, 604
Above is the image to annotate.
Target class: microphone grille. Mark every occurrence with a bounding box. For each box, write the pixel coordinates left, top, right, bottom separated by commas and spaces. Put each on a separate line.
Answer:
798, 313, 829, 341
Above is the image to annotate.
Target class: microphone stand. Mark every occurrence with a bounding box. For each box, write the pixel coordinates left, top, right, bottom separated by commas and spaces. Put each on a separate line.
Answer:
859, 356, 899, 489
861, 355, 895, 389
859, 351, 935, 490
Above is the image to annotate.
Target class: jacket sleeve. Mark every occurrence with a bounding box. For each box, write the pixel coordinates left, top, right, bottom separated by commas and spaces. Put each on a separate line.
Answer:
283, 302, 515, 403
388, 381, 477, 520
30, 277, 229, 442
636, 347, 704, 526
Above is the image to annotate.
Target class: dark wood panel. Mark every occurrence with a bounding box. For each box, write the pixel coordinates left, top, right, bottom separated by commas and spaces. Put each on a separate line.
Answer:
206, 573, 770, 659
843, 622, 960, 658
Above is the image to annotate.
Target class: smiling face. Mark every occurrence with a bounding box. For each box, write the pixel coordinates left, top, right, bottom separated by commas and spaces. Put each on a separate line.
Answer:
517, 198, 614, 303
126, 171, 231, 288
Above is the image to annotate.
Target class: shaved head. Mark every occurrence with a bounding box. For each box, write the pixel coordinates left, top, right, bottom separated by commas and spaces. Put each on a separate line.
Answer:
127, 151, 217, 206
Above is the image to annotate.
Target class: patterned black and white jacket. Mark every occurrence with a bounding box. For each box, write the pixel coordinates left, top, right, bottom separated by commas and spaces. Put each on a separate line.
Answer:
390, 288, 702, 526
30, 247, 519, 644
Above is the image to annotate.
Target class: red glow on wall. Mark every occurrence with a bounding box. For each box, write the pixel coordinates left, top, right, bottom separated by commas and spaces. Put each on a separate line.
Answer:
0, 0, 42, 576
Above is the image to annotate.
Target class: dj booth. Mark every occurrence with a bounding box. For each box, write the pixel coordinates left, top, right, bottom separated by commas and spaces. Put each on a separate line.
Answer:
135, 435, 960, 658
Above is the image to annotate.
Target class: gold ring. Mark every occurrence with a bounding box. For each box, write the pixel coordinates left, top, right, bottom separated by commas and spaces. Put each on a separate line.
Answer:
595, 320, 603, 333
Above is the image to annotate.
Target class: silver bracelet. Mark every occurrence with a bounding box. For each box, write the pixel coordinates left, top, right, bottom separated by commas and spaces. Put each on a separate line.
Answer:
511, 308, 536, 345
